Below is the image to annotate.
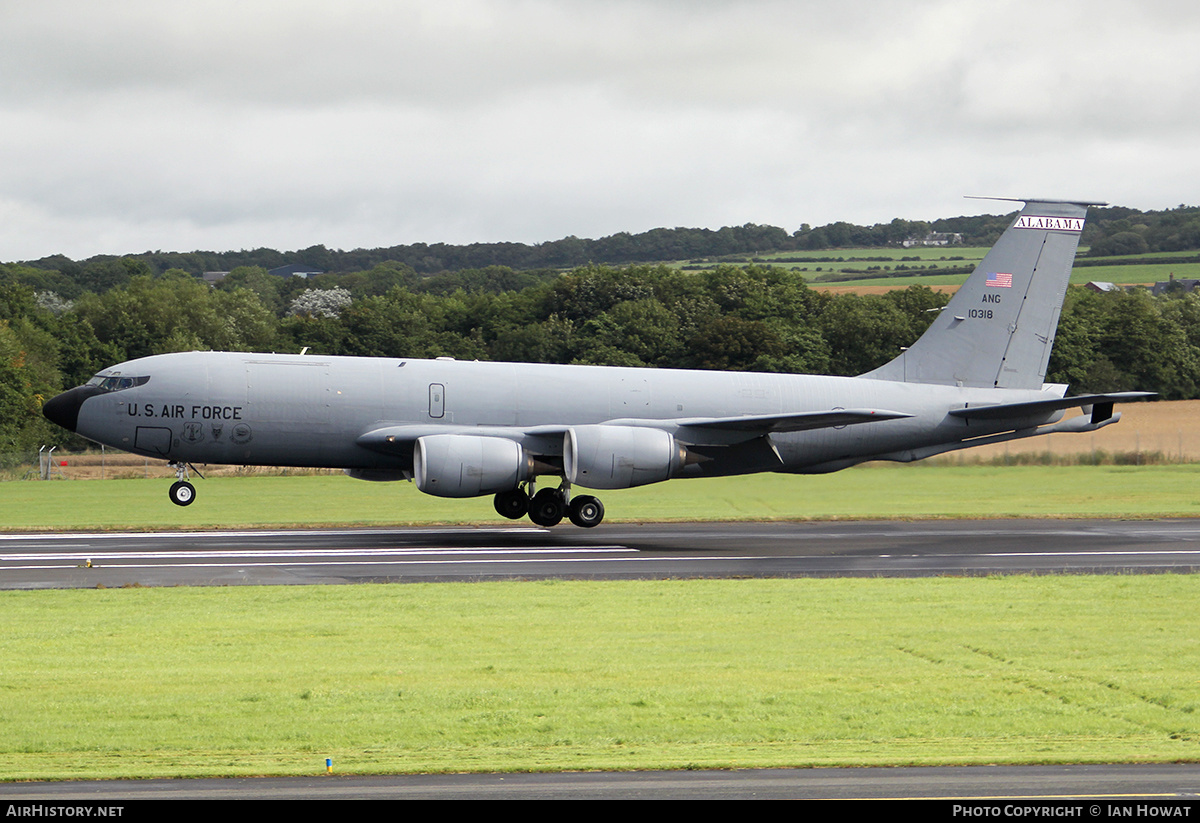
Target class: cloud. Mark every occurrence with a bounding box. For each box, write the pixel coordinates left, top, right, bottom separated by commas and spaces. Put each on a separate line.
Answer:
1, 1, 1197, 260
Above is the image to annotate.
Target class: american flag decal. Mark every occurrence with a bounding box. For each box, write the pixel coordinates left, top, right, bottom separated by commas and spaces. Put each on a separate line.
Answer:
986, 272, 1013, 288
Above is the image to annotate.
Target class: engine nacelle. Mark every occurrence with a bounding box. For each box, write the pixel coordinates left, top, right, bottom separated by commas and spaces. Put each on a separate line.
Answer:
413, 434, 533, 498
564, 425, 687, 489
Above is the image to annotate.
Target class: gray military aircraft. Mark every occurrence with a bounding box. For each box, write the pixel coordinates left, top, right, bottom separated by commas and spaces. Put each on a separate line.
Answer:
43, 198, 1152, 527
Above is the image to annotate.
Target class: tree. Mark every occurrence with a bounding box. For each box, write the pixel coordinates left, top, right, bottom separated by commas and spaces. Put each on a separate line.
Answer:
288, 288, 353, 319
1089, 231, 1149, 257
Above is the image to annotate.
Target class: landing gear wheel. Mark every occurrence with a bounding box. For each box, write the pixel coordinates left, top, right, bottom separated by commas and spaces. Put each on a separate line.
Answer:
568, 495, 604, 528
169, 481, 196, 507
527, 488, 566, 527
494, 488, 530, 519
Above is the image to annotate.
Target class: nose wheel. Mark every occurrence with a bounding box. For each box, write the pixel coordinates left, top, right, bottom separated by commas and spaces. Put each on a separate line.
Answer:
169, 481, 196, 507
167, 462, 200, 507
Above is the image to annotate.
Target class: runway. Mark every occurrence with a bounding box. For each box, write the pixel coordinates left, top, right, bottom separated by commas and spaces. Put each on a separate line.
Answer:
4, 763, 1200, 801
4, 518, 1200, 589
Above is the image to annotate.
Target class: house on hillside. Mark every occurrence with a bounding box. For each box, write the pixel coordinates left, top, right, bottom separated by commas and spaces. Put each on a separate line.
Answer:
1151, 275, 1200, 296
269, 264, 324, 279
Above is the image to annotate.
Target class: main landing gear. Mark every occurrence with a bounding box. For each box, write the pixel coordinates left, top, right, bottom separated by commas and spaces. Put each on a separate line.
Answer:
493, 482, 605, 528
168, 462, 197, 507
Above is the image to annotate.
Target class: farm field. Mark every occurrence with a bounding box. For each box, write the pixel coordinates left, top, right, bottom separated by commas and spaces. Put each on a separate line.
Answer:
935, 398, 1200, 464
687, 246, 1200, 292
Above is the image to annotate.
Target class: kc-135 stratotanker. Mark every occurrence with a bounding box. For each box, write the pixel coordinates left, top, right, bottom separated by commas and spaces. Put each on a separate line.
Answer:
43, 199, 1153, 527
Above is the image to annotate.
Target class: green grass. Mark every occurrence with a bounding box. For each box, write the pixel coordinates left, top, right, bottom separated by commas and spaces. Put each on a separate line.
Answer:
6, 464, 1200, 531
3, 576, 1199, 779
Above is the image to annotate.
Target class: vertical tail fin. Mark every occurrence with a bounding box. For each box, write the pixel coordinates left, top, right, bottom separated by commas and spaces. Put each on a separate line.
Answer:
863, 198, 1101, 390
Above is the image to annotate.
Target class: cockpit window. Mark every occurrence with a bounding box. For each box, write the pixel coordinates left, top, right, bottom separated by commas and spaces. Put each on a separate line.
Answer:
86, 373, 150, 393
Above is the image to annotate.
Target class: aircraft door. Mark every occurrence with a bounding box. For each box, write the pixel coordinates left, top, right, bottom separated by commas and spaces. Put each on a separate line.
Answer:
135, 426, 172, 457
429, 383, 445, 419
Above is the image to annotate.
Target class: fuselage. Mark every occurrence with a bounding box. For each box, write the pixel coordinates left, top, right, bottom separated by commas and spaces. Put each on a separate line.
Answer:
56, 350, 1060, 478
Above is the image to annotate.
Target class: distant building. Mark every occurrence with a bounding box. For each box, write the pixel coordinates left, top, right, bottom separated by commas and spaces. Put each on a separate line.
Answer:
1151, 274, 1200, 296
202, 271, 229, 285
268, 264, 324, 279
1084, 281, 1119, 293
902, 232, 963, 248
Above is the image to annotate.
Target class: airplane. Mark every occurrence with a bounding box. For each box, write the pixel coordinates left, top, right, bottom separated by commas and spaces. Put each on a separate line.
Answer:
42, 198, 1153, 527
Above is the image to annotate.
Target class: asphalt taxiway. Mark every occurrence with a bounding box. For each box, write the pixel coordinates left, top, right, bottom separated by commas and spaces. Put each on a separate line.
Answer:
4, 518, 1200, 589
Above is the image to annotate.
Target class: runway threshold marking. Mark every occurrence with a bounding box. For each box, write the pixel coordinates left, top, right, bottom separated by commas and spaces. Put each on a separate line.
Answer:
3, 557, 770, 571
0, 546, 633, 561
0, 546, 644, 571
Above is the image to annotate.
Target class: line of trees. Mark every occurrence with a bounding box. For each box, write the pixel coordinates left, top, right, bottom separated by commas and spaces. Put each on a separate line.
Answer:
14, 204, 1200, 280
3, 260, 1199, 457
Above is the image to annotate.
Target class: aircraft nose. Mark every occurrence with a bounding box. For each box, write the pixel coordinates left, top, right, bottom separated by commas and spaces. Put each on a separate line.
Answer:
42, 385, 101, 433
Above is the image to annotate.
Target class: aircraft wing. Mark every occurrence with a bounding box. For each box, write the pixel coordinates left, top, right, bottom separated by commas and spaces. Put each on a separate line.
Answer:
357, 408, 912, 455
948, 392, 1156, 424
607, 408, 912, 437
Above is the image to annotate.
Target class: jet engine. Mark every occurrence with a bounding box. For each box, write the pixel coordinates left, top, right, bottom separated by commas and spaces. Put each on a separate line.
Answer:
413, 434, 534, 498
564, 425, 688, 489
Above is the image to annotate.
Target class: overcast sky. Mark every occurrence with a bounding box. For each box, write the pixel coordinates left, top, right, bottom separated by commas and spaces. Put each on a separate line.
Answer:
1, 0, 1197, 262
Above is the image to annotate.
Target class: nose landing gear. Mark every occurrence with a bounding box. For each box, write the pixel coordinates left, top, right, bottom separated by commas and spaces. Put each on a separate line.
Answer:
167, 462, 200, 507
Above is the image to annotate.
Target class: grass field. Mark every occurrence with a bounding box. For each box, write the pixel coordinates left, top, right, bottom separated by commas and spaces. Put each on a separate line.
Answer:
3, 575, 1199, 779
6, 463, 1200, 530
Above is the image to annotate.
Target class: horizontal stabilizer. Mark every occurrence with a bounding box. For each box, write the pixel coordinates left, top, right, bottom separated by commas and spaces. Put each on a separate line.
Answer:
948, 392, 1156, 422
